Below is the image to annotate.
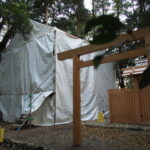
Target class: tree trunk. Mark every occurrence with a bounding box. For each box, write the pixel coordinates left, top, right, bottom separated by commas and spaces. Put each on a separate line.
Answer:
76, 7, 80, 37
116, 63, 125, 88
115, 0, 120, 18
50, 6, 55, 26
92, 0, 96, 18
0, 26, 15, 53
101, 0, 105, 15
138, 0, 145, 27
115, 1, 124, 88
44, 1, 49, 24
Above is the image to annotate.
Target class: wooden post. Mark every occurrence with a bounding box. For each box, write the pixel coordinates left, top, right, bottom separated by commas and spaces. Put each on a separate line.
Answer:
145, 35, 150, 65
73, 55, 81, 146
133, 76, 142, 123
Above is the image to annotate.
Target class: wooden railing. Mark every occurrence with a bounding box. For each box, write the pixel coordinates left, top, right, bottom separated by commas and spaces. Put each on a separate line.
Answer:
109, 86, 150, 124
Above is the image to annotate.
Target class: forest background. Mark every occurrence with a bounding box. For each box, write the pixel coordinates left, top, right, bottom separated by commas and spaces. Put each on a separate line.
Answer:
0, 0, 150, 88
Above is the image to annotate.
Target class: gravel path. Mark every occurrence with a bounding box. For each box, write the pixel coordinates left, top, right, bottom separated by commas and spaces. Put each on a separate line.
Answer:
0, 121, 150, 150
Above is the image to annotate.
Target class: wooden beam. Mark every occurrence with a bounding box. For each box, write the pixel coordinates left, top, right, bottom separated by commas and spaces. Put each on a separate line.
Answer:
73, 55, 81, 146
57, 26, 150, 60
80, 47, 147, 68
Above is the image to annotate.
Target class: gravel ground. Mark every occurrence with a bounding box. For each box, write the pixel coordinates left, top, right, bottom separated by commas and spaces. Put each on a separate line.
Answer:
0, 121, 150, 150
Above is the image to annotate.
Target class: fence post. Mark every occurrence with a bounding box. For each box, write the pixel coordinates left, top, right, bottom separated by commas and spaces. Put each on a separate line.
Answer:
133, 76, 142, 123
108, 90, 113, 123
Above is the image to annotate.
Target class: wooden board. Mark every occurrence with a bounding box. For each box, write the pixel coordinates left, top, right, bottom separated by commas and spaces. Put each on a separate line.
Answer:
80, 47, 147, 68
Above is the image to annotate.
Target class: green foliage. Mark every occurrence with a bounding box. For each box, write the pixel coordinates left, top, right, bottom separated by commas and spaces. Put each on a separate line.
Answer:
112, 0, 131, 18
85, 0, 150, 89
126, 10, 150, 30
93, 53, 106, 69
85, 15, 123, 44
0, 0, 90, 52
85, 15, 124, 69
76, 3, 89, 24
53, 17, 73, 32
140, 66, 150, 89
52, 0, 90, 38
124, 0, 150, 88
0, 1, 32, 34
125, 0, 150, 29
92, 0, 111, 16
125, 77, 133, 89
0, 0, 32, 52
30, 0, 55, 23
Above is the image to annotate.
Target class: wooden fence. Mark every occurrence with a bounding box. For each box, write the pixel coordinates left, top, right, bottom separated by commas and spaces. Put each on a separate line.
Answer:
109, 86, 150, 124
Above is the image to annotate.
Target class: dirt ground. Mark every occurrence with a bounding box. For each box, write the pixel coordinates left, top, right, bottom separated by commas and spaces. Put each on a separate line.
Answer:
0, 121, 150, 150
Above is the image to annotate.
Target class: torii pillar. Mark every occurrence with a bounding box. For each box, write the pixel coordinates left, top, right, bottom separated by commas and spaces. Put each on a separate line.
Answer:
73, 55, 81, 146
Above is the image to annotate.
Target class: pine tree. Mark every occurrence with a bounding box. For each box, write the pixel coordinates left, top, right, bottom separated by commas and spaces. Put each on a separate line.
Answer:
0, 0, 33, 52
52, 0, 90, 38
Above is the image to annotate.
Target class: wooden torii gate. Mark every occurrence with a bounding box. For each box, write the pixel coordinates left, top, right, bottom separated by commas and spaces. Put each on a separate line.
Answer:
57, 26, 150, 146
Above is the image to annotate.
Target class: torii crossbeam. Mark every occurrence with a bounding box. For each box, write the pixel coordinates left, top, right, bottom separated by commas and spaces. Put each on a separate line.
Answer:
57, 26, 150, 146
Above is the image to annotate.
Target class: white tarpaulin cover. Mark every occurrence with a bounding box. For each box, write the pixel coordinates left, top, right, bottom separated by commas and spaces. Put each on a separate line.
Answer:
0, 20, 115, 126
94, 51, 116, 112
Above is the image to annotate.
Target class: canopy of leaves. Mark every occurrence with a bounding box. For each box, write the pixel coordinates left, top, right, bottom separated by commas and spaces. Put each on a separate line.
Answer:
85, 15, 124, 69
140, 66, 150, 89
92, 0, 111, 16
126, 0, 150, 30
0, 0, 33, 52
85, 15, 124, 44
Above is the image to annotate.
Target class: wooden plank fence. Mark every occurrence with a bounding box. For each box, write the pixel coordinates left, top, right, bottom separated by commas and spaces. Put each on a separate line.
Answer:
109, 86, 150, 124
